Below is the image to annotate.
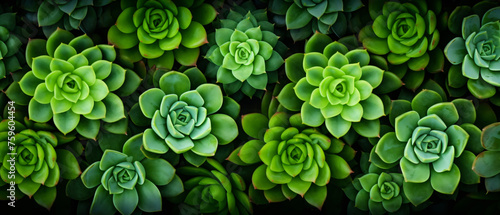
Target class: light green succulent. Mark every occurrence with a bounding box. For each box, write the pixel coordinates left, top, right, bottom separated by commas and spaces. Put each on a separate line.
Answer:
0, 13, 22, 81
206, 4, 285, 98
372, 90, 481, 206
18, 29, 140, 139
278, 33, 385, 138
473, 122, 500, 192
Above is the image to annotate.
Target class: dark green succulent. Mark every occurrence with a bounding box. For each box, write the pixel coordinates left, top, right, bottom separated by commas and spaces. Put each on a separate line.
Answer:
268, 0, 364, 41
0, 116, 82, 210
108, 0, 217, 69
372, 90, 481, 206
206, 4, 285, 98
473, 122, 500, 192
179, 158, 252, 214
18, 29, 140, 139
0, 13, 22, 82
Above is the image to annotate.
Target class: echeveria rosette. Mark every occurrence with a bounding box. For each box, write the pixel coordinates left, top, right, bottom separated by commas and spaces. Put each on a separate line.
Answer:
81, 138, 184, 215
206, 7, 285, 98
0, 13, 22, 83
373, 90, 481, 206
108, 0, 216, 69
278, 33, 385, 139
445, 7, 500, 100
268, 0, 364, 41
179, 158, 252, 214
348, 172, 410, 214
138, 71, 239, 167
0, 118, 82, 210
36, 0, 113, 36
472, 122, 500, 192
228, 112, 354, 209
361, 1, 440, 72
18, 29, 139, 139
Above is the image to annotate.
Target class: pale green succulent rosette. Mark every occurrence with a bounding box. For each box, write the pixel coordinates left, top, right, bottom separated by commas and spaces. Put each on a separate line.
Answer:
108, 0, 217, 69
445, 7, 500, 100
278, 33, 385, 139
0, 117, 82, 210
80, 137, 184, 215
18, 29, 140, 139
372, 90, 481, 206
206, 4, 285, 98
268, 0, 364, 41
138, 71, 239, 167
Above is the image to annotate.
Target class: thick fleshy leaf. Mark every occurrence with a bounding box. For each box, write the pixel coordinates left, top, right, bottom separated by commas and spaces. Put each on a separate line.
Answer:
143, 128, 169, 154
137, 180, 162, 212
400, 158, 430, 183
473, 151, 500, 177
113, 188, 139, 215
142, 158, 175, 186
403, 180, 433, 206
209, 114, 238, 145
139, 88, 165, 118
286, 3, 313, 29
181, 22, 207, 48
325, 115, 351, 139
252, 164, 276, 190
395, 111, 420, 142
430, 164, 460, 194
304, 185, 326, 210
375, 132, 404, 164
54, 111, 80, 134
242, 113, 268, 139
196, 84, 223, 114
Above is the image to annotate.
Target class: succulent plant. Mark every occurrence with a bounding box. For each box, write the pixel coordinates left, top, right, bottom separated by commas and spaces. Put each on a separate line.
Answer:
445, 7, 500, 99
348, 172, 409, 214
0, 13, 22, 81
18, 29, 140, 139
206, 5, 285, 98
278, 33, 385, 138
138, 70, 239, 167
36, 0, 114, 36
372, 90, 481, 206
179, 158, 252, 214
108, 0, 216, 69
80, 134, 184, 215
472, 122, 500, 192
228, 112, 354, 209
360, 0, 440, 72
0, 116, 82, 209
268, 0, 364, 41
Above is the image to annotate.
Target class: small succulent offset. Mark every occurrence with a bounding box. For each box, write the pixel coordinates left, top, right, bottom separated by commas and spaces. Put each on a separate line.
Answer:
349, 172, 409, 214
445, 7, 500, 99
81, 136, 184, 215
361, 0, 440, 71
278, 33, 385, 138
206, 5, 285, 98
138, 71, 239, 167
36, 0, 113, 36
373, 90, 481, 206
0, 13, 22, 80
473, 122, 500, 192
19, 29, 139, 139
0, 117, 81, 209
228, 112, 354, 209
268, 0, 364, 41
179, 158, 252, 214
108, 0, 216, 69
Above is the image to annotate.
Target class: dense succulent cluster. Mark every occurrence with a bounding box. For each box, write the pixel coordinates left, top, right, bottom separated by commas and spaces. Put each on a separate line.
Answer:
278, 33, 385, 138
18, 29, 139, 138
445, 7, 500, 99
206, 4, 285, 98
268, 0, 364, 41
0, 117, 81, 209
179, 159, 252, 214
80, 137, 183, 215
138, 71, 239, 166
372, 90, 480, 205
0, 13, 22, 81
473, 122, 500, 192
228, 112, 354, 209
108, 0, 216, 68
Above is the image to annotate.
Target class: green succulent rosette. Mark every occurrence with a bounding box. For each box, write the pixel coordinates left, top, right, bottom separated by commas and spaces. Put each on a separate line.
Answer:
36, 0, 114, 36
108, 0, 216, 69
0, 13, 23, 83
18, 29, 140, 139
445, 7, 500, 100
347, 172, 410, 214
228, 112, 354, 209
268, 0, 364, 41
206, 5, 285, 98
278, 33, 385, 139
80, 136, 184, 215
361, 0, 440, 72
178, 158, 252, 214
372, 90, 481, 206
138, 71, 239, 167
0, 116, 82, 210
472, 122, 500, 192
